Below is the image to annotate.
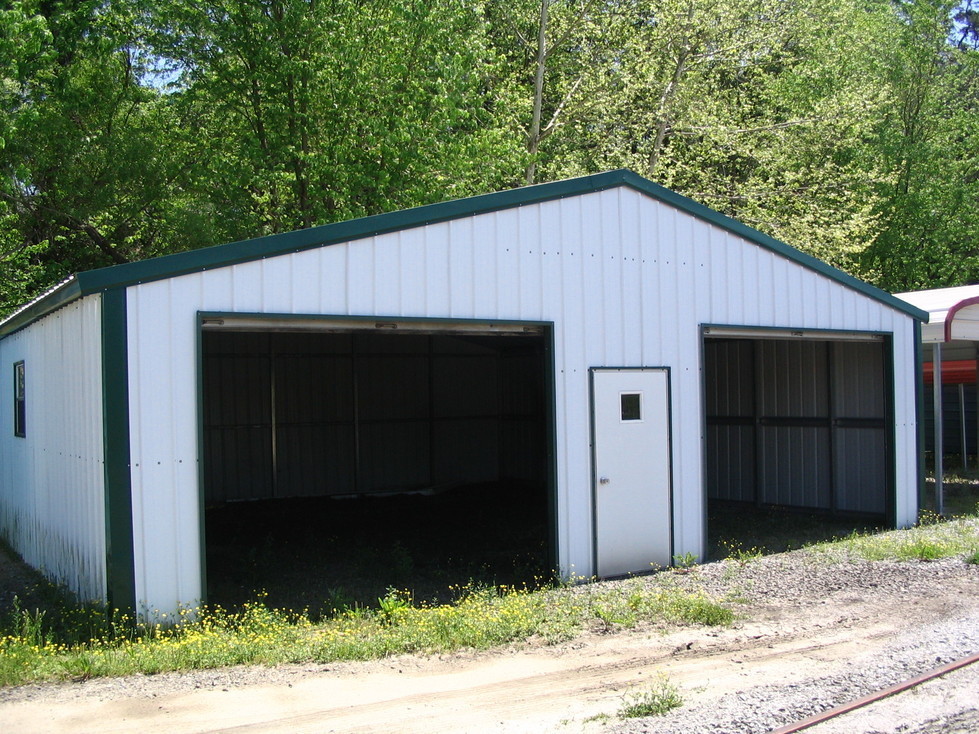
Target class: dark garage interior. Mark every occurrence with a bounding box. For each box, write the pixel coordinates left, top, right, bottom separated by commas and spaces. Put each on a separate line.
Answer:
200, 325, 553, 612
704, 335, 893, 558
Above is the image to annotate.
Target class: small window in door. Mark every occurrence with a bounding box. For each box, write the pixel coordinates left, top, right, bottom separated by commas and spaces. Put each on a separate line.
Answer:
620, 392, 642, 422
13, 361, 25, 437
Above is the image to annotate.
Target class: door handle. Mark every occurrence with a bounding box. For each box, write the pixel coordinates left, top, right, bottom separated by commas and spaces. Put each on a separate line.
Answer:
599, 476, 610, 485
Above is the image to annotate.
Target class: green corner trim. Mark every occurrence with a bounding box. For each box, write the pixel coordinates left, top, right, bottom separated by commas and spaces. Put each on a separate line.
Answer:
101, 288, 137, 613
913, 321, 925, 516
1, 170, 928, 338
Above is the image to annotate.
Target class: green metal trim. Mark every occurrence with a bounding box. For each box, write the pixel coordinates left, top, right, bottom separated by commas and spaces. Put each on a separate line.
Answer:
195, 313, 208, 605
3, 170, 927, 336
882, 334, 898, 528
588, 366, 676, 576
697, 327, 711, 560
72, 172, 629, 294
587, 369, 599, 576
542, 325, 559, 577
101, 288, 137, 613
13, 360, 25, 438
913, 321, 925, 518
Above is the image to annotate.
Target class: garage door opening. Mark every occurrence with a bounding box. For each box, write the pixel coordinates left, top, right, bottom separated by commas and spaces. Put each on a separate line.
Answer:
199, 318, 554, 612
703, 331, 894, 559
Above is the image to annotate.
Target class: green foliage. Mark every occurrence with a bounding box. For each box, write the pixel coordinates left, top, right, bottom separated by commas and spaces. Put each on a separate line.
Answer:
618, 675, 683, 718
4, 0, 979, 315
148, 0, 519, 237
858, 0, 979, 290
807, 517, 979, 562
719, 539, 764, 565
377, 588, 412, 624
0, 573, 732, 687
582, 584, 734, 631
672, 552, 698, 570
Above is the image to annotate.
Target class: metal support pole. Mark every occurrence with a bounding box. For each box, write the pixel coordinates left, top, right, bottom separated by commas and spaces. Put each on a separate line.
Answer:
933, 343, 944, 515
960, 382, 968, 471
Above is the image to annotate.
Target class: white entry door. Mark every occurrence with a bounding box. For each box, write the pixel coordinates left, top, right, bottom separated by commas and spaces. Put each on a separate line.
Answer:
591, 368, 673, 577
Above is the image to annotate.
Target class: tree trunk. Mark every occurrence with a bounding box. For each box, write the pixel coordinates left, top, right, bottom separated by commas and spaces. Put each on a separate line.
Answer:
525, 0, 550, 186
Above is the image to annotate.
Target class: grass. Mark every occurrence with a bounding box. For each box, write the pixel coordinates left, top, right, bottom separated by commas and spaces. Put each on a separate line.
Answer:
707, 503, 884, 561
618, 675, 683, 718
0, 575, 732, 688
3, 503, 976, 690
806, 515, 979, 562
922, 464, 979, 517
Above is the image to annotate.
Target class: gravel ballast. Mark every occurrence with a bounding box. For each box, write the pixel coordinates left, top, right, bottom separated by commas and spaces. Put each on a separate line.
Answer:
611, 546, 979, 734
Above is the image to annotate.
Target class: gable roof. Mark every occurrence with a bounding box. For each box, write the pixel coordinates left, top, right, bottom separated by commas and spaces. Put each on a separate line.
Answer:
0, 169, 927, 337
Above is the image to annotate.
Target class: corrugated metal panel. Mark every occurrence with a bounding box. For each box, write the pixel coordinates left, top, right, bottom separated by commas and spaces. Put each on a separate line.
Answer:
759, 426, 831, 507
704, 339, 754, 502
125, 186, 920, 614
833, 342, 885, 418
0, 295, 105, 601
923, 384, 976, 453
832, 341, 887, 513
834, 428, 887, 514
706, 338, 888, 512
757, 341, 829, 418
202, 336, 272, 502
755, 341, 831, 507
705, 424, 755, 502
201, 332, 541, 503
704, 340, 754, 417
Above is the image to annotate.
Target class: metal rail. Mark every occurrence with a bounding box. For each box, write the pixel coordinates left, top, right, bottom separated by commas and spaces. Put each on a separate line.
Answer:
769, 651, 979, 734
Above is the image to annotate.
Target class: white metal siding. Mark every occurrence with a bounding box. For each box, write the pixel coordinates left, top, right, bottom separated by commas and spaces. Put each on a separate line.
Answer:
125, 187, 919, 613
0, 295, 106, 600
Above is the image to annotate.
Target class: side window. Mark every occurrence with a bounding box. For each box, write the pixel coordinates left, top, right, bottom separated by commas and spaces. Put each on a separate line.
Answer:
13, 361, 25, 437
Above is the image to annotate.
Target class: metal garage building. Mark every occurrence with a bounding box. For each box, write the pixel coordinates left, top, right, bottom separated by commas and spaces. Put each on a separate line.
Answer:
0, 170, 926, 614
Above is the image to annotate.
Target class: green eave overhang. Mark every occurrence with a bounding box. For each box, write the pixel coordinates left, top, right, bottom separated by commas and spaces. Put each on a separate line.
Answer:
0, 169, 929, 337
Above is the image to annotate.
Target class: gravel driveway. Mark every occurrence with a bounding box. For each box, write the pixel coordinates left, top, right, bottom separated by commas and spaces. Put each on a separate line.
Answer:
610, 553, 979, 734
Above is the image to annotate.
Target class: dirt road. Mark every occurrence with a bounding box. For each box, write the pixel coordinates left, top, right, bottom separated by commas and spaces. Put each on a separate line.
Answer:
2, 555, 978, 733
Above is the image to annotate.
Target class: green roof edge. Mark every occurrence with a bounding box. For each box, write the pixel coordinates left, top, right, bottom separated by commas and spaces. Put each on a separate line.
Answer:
0, 169, 928, 335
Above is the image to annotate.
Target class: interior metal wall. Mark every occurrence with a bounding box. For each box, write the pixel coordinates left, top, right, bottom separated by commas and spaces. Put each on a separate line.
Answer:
706, 337, 888, 515
202, 331, 545, 502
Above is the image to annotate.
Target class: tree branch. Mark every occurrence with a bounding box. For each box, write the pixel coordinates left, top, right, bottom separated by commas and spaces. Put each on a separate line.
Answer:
0, 190, 129, 264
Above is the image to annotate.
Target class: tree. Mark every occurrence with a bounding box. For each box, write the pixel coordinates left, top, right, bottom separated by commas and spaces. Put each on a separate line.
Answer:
539, 0, 898, 272
483, 0, 632, 185
150, 0, 520, 241
860, 0, 979, 290
0, 0, 204, 314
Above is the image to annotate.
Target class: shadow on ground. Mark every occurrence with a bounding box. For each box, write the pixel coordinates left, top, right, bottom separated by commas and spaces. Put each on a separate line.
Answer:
707, 502, 885, 561
205, 480, 550, 615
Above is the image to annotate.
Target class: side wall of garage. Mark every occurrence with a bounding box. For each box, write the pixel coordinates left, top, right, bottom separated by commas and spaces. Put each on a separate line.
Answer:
123, 187, 920, 614
0, 295, 107, 601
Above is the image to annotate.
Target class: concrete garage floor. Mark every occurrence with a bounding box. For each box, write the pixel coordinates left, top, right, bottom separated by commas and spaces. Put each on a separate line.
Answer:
205, 480, 551, 615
